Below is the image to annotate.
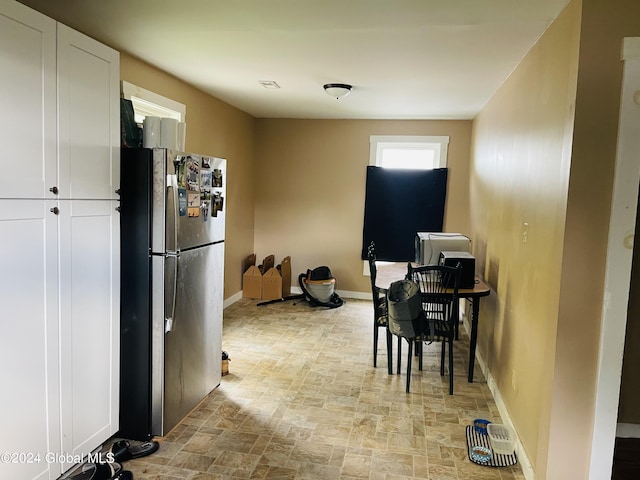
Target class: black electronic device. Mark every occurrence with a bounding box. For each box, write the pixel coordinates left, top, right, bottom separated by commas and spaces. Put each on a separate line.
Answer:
439, 251, 476, 289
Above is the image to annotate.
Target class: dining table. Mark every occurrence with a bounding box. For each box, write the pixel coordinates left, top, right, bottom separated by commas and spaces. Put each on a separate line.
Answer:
374, 261, 491, 383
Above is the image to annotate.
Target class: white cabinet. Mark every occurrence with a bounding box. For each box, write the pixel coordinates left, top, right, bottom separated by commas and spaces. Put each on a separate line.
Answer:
0, 0, 56, 200
0, 200, 61, 480
0, 1, 120, 478
58, 200, 120, 472
57, 23, 120, 201
56, 20, 120, 474
0, 4, 119, 202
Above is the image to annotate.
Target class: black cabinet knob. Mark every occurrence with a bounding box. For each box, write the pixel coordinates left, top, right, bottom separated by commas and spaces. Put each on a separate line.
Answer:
50, 207, 59, 215
49, 186, 58, 195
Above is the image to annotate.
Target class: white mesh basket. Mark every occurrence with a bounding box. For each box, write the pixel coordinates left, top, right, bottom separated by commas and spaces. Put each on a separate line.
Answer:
487, 424, 515, 455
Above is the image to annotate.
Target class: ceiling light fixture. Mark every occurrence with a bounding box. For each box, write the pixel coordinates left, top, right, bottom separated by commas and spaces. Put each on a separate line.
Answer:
323, 83, 352, 99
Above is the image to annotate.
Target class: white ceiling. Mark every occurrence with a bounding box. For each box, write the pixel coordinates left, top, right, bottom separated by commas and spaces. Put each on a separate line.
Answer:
18, 0, 569, 120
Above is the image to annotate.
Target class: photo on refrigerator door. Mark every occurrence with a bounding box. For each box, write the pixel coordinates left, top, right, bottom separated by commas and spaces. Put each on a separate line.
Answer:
185, 156, 200, 191
176, 158, 186, 188
187, 192, 199, 217
201, 192, 211, 221
212, 192, 224, 217
178, 188, 187, 216
213, 168, 223, 187
200, 171, 212, 192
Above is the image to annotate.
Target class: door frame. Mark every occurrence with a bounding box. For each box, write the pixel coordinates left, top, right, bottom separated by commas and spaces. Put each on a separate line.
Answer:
590, 37, 640, 479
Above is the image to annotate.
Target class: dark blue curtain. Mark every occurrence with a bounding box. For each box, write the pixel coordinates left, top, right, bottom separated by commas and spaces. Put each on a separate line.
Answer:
361, 167, 448, 261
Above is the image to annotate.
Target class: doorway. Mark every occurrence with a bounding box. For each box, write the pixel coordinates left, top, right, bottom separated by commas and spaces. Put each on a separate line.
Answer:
589, 37, 640, 480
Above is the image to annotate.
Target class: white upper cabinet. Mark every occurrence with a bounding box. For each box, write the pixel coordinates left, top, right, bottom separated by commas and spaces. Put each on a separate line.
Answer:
0, 1, 56, 200
57, 24, 120, 200
0, 6, 120, 201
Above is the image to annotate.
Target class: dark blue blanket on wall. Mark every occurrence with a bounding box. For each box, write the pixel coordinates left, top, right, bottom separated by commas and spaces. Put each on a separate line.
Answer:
361, 166, 448, 262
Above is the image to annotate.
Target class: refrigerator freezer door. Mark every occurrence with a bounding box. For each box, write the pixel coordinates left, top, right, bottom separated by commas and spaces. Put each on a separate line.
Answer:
175, 155, 226, 250
150, 150, 226, 253
151, 148, 170, 255
151, 242, 224, 436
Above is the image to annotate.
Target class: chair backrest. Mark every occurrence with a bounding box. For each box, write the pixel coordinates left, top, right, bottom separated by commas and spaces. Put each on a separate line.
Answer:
367, 241, 378, 289
366, 242, 386, 307
407, 263, 462, 322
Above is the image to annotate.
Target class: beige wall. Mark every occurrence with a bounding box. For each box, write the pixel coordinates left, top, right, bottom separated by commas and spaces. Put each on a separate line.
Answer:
253, 119, 471, 293
471, 0, 640, 478
120, 53, 257, 299
470, 0, 580, 477
548, 0, 640, 478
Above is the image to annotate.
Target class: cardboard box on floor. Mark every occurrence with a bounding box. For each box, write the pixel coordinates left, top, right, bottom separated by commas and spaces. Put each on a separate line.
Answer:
241, 253, 256, 275
242, 254, 291, 299
259, 254, 275, 274
242, 267, 262, 299
280, 256, 291, 297
262, 267, 281, 300
262, 256, 291, 300
242, 253, 264, 299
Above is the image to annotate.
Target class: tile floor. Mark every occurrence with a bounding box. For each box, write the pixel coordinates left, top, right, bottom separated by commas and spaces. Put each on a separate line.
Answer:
123, 298, 525, 480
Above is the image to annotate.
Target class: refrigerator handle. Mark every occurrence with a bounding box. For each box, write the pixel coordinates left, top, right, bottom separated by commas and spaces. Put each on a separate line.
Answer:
166, 174, 179, 254
165, 254, 178, 333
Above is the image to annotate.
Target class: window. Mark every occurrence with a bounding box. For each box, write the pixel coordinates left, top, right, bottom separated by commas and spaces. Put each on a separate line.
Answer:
369, 135, 449, 169
363, 135, 450, 273
121, 81, 185, 124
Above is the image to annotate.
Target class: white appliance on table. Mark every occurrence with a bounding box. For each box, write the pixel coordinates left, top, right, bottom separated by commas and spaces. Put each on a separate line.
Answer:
415, 232, 471, 265
119, 148, 226, 439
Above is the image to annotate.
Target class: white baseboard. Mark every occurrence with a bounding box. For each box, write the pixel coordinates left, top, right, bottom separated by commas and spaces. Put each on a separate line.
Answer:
616, 423, 640, 438
462, 318, 535, 480
292, 285, 370, 300
336, 289, 370, 300
223, 291, 243, 309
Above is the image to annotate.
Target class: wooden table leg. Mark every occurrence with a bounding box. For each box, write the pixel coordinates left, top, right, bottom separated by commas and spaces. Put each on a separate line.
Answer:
386, 328, 393, 375
468, 298, 480, 382
397, 336, 402, 374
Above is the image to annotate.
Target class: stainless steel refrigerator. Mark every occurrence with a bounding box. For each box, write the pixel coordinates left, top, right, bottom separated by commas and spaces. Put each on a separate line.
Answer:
119, 148, 225, 439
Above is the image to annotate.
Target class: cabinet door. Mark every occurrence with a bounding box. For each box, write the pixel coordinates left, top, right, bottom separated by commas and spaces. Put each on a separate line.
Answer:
0, 2, 56, 200
57, 24, 120, 200
58, 200, 120, 470
0, 200, 61, 480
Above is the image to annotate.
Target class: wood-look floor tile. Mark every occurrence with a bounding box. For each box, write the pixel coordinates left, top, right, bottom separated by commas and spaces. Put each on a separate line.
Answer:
427, 464, 458, 480
126, 298, 526, 480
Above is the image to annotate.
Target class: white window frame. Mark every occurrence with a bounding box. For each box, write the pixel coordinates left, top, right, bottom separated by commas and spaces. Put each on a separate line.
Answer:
369, 135, 449, 169
364, 135, 450, 275
121, 81, 186, 124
